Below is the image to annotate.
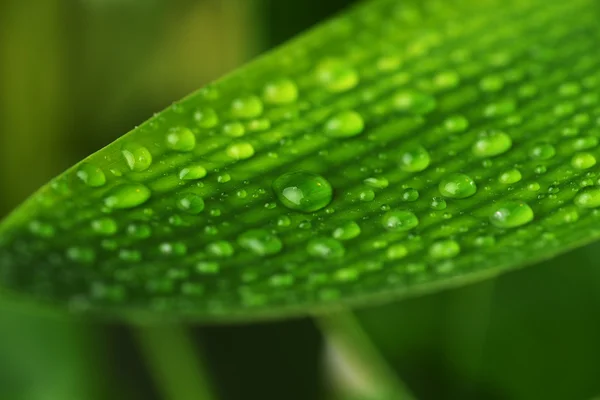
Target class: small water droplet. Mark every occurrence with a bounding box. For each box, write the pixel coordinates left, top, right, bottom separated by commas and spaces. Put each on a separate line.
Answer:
67, 246, 96, 263
489, 201, 534, 228
237, 229, 283, 256
430, 196, 447, 210
194, 107, 219, 128
364, 176, 389, 189
104, 183, 151, 209
398, 145, 430, 172
444, 115, 469, 133
166, 127, 196, 152
262, 78, 298, 104
28, 221, 55, 238
438, 173, 477, 199
222, 122, 246, 137
382, 210, 419, 231
574, 186, 600, 208
315, 58, 359, 93
179, 164, 207, 180
332, 221, 361, 240
206, 241, 234, 258
76, 163, 106, 187
387, 244, 408, 260
226, 142, 255, 160
402, 188, 419, 202
272, 171, 333, 212
324, 110, 364, 138
393, 90, 436, 114
429, 239, 460, 259
499, 168, 522, 184
359, 189, 375, 202
176, 192, 205, 214
529, 143, 556, 160
231, 95, 263, 119
122, 144, 152, 172
472, 130, 512, 158
196, 261, 220, 274
307, 237, 345, 259
571, 152, 597, 170
91, 218, 117, 235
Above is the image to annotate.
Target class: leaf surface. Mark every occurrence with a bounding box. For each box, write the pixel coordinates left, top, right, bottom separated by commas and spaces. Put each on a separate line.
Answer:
1, 0, 600, 321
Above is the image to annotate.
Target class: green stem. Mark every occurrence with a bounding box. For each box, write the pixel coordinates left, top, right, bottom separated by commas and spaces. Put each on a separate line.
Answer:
316, 311, 417, 400
134, 324, 216, 400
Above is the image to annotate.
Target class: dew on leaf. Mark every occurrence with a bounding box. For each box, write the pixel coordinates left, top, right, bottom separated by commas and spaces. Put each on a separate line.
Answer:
429, 239, 461, 259
272, 171, 333, 212
307, 237, 345, 259
571, 152, 597, 170
166, 127, 196, 152
392, 90, 436, 114
179, 164, 207, 180
76, 163, 106, 187
315, 58, 359, 93
444, 115, 469, 133
438, 173, 477, 199
489, 201, 534, 228
176, 192, 205, 214
472, 130, 512, 158
193, 107, 219, 128
122, 144, 152, 172
398, 145, 430, 172
104, 183, 151, 209
262, 78, 298, 105
359, 189, 375, 202
196, 261, 220, 275
387, 244, 408, 260
529, 143, 556, 160
222, 122, 246, 137
430, 196, 447, 210
402, 188, 419, 202
226, 142, 255, 160
574, 186, 600, 208
206, 241, 234, 258
237, 229, 283, 256
324, 110, 364, 138
231, 95, 263, 119
91, 218, 117, 236
332, 221, 361, 240
364, 176, 389, 189
382, 210, 419, 231
499, 168, 522, 184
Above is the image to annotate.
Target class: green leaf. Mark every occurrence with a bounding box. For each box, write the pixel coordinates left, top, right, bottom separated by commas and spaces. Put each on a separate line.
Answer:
1, 0, 600, 321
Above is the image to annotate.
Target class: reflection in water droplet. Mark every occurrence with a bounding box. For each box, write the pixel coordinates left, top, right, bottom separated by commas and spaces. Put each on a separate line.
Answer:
438, 173, 477, 199
104, 184, 151, 209
489, 201, 534, 228
272, 171, 333, 212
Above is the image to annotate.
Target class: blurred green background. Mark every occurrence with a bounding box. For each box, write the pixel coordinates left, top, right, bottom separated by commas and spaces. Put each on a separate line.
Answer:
1, 1, 600, 399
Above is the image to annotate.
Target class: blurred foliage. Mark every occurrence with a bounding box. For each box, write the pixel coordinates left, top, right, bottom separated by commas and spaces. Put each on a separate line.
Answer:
1, 0, 600, 399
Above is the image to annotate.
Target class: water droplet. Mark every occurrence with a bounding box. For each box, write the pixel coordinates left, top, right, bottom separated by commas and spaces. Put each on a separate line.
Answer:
499, 168, 522, 184
398, 145, 430, 172
91, 218, 117, 235
179, 164, 207, 180
559, 82, 581, 97
479, 75, 504, 92
571, 152, 597, 170
122, 144, 152, 172
176, 192, 204, 214
231, 95, 263, 119
166, 127, 196, 152
364, 176, 389, 189
529, 143, 556, 160
66, 246, 95, 263
430, 196, 447, 210
392, 90, 436, 114
262, 78, 298, 104
444, 115, 469, 133
489, 201, 534, 228
574, 186, 600, 208
104, 183, 151, 209
196, 261, 220, 274
359, 189, 375, 202
307, 237, 345, 259
127, 223, 151, 239
226, 142, 255, 160
76, 163, 106, 187
237, 229, 283, 256
402, 188, 419, 202
324, 110, 364, 138
217, 173, 231, 183
382, 210, 419, 231
429, 239, 460, 259
159, 242, 187, 256
315, 58, 359, 93
194, 107, 219, 128
387, 244, 408, 260
472, 130, 512, 158
272, 171, 333, 212
222, 122, 246, 137
438, 173, 477, 199
206, 241, 234, 258
332, 221, 361, 240
433, 70, 460, 89
119, 249, 142, 262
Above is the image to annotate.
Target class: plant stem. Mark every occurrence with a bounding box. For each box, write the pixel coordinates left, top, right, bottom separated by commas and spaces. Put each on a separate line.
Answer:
134, 323, 216, 400
316, 310, 417, 400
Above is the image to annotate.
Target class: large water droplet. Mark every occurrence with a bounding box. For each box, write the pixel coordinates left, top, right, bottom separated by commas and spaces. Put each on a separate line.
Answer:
272, 171, 333, 212
574, 186, 600, 208
77, 163, 106, 187
438, 173, 477, 199
104, 183, 151, 209
206, 241, 234, 258
166, 127, 196, 152
122, 144, 152, 172
571, 152, 597, 170
472, 130, 512, 158
237, 229, 283, 256
381, 210, 419, 231
429, 239, 460, 259
528, 143, 556, 160
398, 145, 431, 172
489, 201, 534, 228
324, 110, 364, 138
499, 168, 522, 184
179, 164, 207, 180
194, 107, 219, 128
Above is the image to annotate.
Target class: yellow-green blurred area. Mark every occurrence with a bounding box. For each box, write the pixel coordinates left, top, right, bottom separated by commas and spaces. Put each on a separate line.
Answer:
1, 1, 600, 399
